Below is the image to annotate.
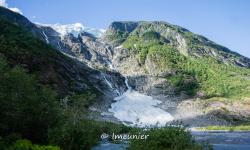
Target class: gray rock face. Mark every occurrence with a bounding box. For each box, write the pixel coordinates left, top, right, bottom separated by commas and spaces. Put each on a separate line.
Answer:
102, 21, 139, 46
34, 20, 250, 99
111, 45, 174, 96
109, 21, 139, 33
102, 21, 250, 96
36, 25, 115, 69
37, 29, 127, 96
0, 7, 127, 97
105, 21, 250, 68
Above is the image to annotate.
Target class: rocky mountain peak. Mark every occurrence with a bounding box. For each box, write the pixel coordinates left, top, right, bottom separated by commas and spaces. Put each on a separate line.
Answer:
104, 21, 250, 68
108, 21, 139, 33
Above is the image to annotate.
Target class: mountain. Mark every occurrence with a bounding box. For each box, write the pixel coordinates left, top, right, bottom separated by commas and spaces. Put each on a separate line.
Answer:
35, 23, 113, 69
41, 23, 105, 38
0, 7, 131, 149
104, 21, 250, 67
104, 21, 250, 125
0, 6, 114, 69
1, 6, 250, 126
1, 5, 250, 149
0, 6, 126, 98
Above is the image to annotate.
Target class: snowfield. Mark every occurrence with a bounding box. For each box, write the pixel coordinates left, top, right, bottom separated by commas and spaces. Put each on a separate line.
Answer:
37, 23, 105, 38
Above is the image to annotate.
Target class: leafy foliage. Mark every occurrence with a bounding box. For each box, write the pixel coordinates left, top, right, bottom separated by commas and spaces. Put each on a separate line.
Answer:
128, 126, 204, 150
0, 16, 87, 97
48, 92, 131, 150
123, 32, 250, 98
197, 125, 250, 131
0, 55, 60, 143
0, 138, 60, 150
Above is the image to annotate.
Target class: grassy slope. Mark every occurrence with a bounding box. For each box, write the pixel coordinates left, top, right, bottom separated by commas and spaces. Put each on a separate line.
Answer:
122, 31, 250, 99
196, 125, 250, 131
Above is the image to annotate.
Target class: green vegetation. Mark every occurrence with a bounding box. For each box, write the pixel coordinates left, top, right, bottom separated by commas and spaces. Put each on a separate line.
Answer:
105, 30, 129, 45
0, 54, 132, 149
168, 74, 198, 95
123, 32, 169, 65
0, 16, 133, 150
128, 126, 206, 150
0, 138, 60, 150
0, 55, 60, 143
49, 92, 131, 150
0, 12, 225, 149
123, 32, 250, 98
183, 31, 240, 61
0, 57, 201, 150
0, 16, 77, 96
196, 125, 250, 131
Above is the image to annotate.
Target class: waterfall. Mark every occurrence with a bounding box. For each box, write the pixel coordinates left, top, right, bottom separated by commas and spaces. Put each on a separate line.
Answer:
124, 77, 132, 91
103, 75, 113, 89
42, 31, 49, 44
102, 73, 121, 96
107, 61, 114, 70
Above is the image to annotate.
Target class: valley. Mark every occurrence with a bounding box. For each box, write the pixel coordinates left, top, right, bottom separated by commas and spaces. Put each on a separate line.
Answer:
1, 6, 250, 150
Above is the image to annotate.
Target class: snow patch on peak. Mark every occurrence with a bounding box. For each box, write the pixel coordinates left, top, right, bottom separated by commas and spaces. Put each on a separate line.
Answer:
37, 23, 105, 38
50, 23, 84, 38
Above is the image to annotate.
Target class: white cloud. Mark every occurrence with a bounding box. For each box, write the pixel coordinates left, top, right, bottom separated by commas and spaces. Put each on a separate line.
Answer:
0, 0, 23, 14
0, 0, 7, 6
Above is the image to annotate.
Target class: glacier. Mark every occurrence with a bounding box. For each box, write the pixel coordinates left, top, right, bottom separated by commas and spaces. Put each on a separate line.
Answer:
37, 23, 105, 38
109, 78, 174, 127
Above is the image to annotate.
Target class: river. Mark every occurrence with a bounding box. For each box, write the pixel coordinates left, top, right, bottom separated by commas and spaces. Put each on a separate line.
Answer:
92, 131, 250, 150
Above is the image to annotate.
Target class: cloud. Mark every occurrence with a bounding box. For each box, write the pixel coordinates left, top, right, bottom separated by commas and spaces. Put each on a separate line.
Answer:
0, 0, 7, 6
0, 0, 23, 14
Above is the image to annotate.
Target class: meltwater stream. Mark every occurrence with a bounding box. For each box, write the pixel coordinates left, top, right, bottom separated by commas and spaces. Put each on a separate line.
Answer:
108, 78, 174, 127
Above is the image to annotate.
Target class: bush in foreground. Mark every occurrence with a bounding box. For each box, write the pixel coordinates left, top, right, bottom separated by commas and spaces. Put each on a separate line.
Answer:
128, 126, 204, 150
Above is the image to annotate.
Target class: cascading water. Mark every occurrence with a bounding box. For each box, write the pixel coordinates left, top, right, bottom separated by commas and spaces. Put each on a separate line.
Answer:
102, 72, 121, 96
42, 31, 49, 44
108, 76, 174, 127
124, 78, 132, 91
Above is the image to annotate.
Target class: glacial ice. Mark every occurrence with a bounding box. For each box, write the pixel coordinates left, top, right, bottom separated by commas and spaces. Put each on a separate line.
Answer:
38, 23, 105, 38
109, 88, 174, 127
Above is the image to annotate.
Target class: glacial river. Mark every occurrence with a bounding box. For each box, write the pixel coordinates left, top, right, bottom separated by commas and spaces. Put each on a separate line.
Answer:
92, 131, 250, 150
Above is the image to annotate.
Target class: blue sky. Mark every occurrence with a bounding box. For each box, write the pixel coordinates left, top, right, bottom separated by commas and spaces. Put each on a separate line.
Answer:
6, 0, 250, 58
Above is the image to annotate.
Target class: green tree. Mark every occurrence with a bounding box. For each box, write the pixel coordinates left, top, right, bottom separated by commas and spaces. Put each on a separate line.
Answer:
0, 56, 59, 143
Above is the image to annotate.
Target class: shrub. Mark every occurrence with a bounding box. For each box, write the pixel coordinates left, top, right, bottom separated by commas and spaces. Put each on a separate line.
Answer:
9, 139, 60, 150
128, 126, 203, 150
0, 56, 59, 143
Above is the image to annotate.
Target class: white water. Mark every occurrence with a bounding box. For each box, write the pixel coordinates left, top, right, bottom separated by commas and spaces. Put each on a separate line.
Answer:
102, 73, 121, 96
108, 77, 174, 127
42, 31, 49, 44
103, 75, 113, 89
